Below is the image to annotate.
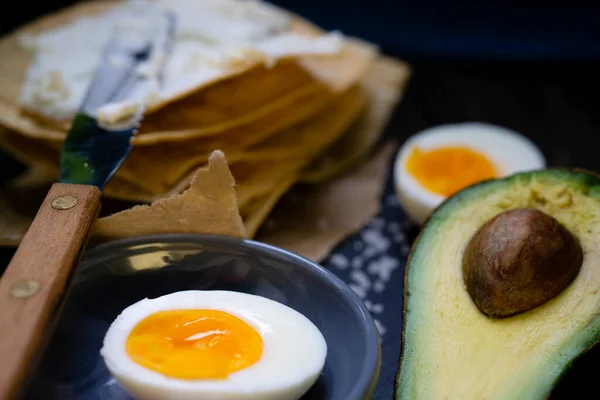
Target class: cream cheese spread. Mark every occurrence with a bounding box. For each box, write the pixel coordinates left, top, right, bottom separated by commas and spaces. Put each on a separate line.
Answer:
18, 0, 344, 122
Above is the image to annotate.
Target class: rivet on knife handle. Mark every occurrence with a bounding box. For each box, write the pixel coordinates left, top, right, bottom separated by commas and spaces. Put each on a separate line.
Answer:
0, 183, 101, 399
51, 195, 78, 210
10, 281, 40, 298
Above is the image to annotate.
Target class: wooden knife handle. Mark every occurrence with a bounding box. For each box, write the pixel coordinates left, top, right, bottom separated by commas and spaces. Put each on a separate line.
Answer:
0, 182, 101, 399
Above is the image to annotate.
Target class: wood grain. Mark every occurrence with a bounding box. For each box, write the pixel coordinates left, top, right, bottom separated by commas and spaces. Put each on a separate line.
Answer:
0, 182, 100, 399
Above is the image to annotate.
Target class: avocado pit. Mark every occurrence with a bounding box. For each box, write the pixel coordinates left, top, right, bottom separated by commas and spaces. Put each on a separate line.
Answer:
462, 207, 583, 318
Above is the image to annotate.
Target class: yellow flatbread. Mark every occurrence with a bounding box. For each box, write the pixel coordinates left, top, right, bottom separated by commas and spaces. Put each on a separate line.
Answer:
113, 83, 335, 192
0, 68, 368, 210
0, 84, 330, 192
0, 0, 376, 144
133, 61, 319, 143
147, 85, 366, 208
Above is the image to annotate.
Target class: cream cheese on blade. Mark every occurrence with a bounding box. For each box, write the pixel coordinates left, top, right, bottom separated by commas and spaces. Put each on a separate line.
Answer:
18, 0, 345, 121
93, 7, 166, 126
96, 100, 140, 126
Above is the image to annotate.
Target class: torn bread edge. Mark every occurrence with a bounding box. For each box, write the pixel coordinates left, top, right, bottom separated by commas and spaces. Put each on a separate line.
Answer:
92, 150, 247, 243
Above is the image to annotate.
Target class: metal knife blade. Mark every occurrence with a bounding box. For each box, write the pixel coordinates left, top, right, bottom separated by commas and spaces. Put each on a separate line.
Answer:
60, 9, 176, 188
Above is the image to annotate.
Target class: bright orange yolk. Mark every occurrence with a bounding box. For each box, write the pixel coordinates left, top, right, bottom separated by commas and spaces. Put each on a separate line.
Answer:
406, 146, 497, 197
125, 310, 263, 380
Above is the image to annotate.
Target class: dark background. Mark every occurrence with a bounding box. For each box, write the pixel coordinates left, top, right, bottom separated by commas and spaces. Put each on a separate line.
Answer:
2, 1, 600, 399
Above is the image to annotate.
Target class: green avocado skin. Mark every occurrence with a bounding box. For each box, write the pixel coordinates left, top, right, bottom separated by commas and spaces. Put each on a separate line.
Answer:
395, 169, 600, 400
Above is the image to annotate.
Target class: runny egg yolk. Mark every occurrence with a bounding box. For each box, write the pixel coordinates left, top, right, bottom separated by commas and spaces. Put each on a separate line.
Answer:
406, 146, 497, 197
125, 309, 263, 379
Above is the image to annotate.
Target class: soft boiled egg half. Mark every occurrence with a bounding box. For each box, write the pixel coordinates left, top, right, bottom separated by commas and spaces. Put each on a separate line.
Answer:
394, 122, 546, 224
100, 290, 327, 400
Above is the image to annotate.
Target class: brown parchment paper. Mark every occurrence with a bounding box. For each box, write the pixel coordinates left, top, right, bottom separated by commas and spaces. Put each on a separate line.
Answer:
255, 141, 397, 262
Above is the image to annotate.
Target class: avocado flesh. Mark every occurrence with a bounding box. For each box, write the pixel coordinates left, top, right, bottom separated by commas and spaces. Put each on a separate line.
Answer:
396, 169, 600, 400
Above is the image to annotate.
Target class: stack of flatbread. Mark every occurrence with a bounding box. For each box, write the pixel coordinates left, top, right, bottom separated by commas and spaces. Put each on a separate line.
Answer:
0, 0, 409, 243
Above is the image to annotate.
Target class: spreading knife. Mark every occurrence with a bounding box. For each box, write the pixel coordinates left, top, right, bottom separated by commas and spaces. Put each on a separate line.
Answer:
0, 10, 175, 399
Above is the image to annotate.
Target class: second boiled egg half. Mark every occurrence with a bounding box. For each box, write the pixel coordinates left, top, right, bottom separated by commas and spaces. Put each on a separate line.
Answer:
394, 122, 546, 224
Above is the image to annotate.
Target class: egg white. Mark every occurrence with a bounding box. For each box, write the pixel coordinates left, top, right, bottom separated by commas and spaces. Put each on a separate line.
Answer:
394, 122, 546, 224
101, 290, 327, 400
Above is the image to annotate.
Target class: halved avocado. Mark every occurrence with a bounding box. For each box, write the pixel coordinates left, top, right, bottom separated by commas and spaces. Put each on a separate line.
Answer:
396, 169, 600, 400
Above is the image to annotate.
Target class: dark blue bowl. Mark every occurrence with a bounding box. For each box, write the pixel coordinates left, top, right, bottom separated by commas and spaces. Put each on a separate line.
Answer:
25, 234, 381, 400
